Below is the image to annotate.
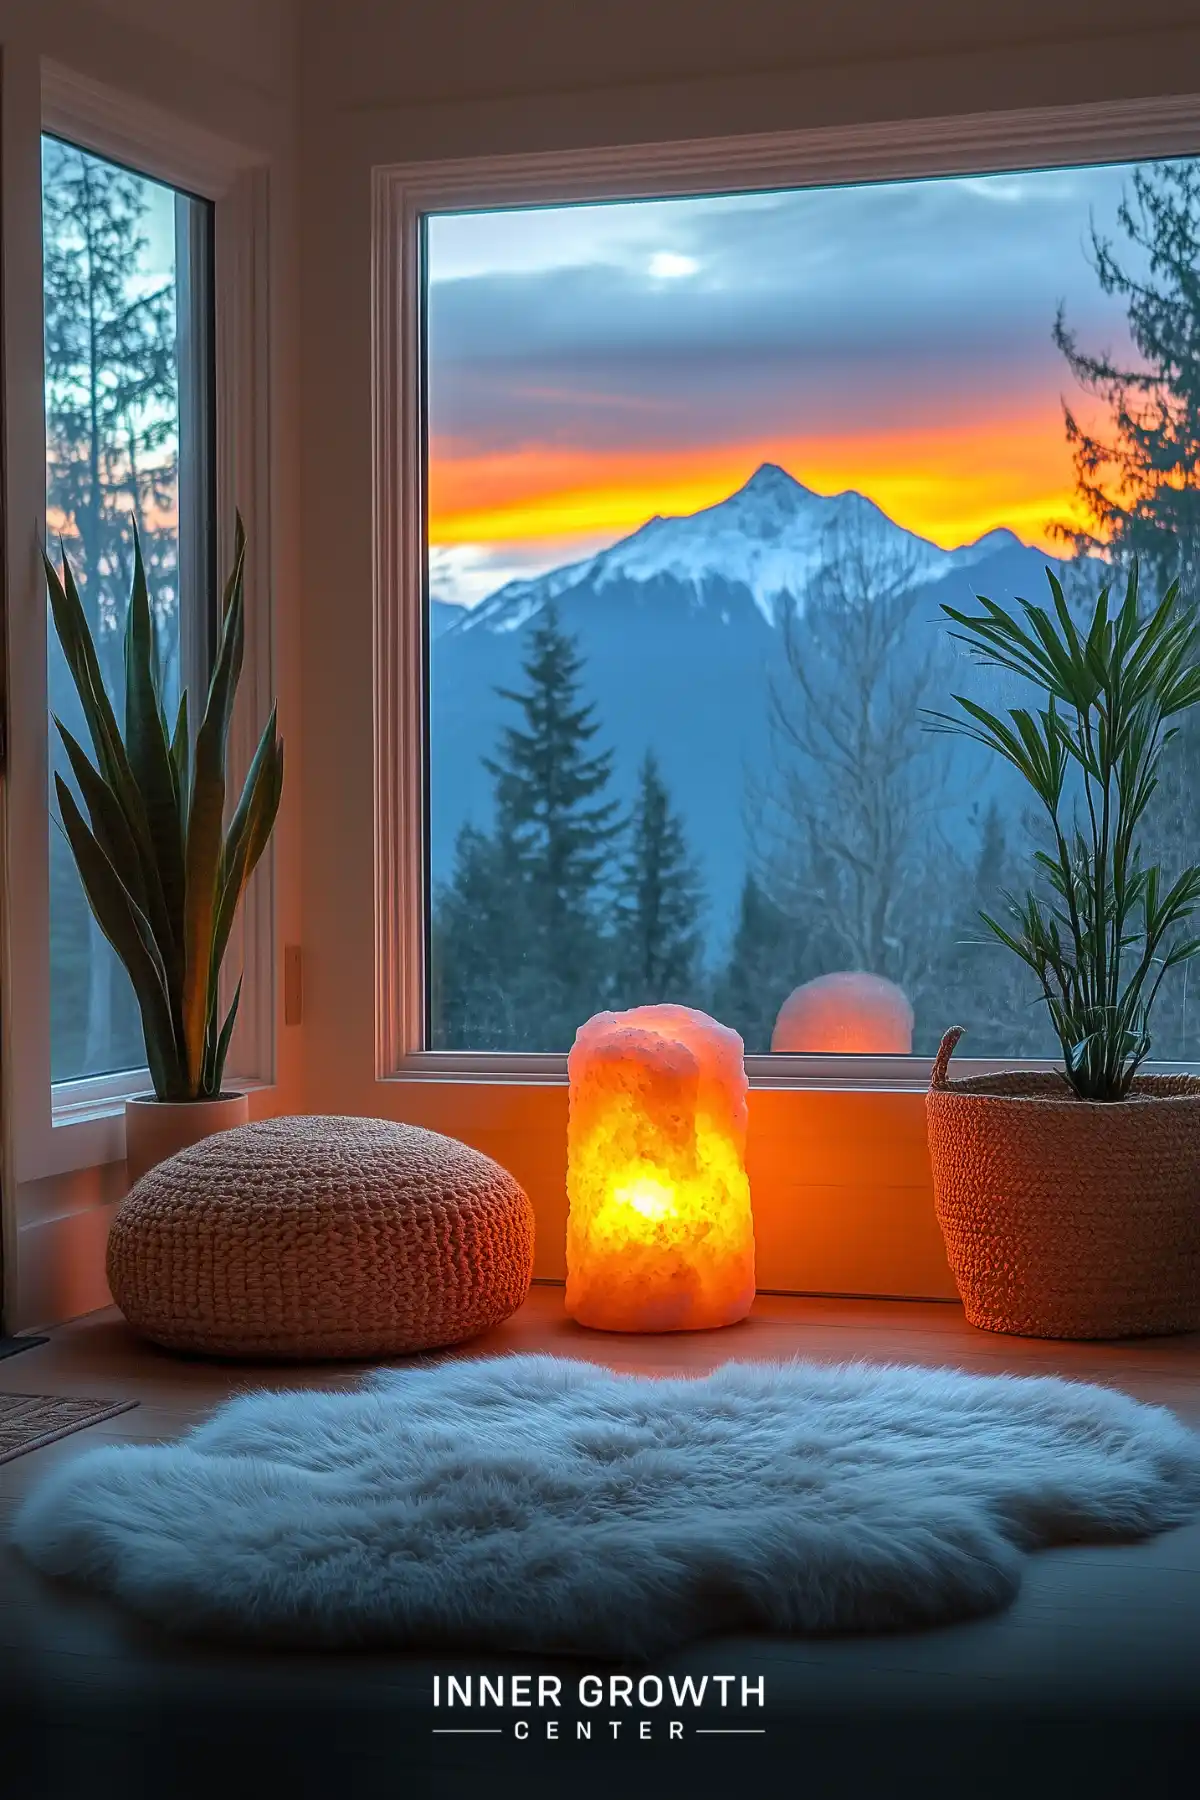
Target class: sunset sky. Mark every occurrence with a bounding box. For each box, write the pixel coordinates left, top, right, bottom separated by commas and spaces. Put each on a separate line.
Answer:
425, 160, 1153, 607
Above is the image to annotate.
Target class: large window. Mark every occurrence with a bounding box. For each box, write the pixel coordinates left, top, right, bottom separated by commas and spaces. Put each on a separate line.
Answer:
43, 136, 213, 1085
424, 156, 1200, 1059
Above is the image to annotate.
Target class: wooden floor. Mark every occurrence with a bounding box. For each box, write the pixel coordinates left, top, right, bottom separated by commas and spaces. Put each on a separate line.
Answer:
3, 1285, 1200, 1799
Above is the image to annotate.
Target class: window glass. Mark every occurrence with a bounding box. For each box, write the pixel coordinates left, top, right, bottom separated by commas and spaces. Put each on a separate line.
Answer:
43, 136, 212, 1083
426, 159, 1200, 1056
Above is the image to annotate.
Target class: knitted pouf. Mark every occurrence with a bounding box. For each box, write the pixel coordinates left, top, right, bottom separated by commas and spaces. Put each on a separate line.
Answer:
107, 1115, 535, 1359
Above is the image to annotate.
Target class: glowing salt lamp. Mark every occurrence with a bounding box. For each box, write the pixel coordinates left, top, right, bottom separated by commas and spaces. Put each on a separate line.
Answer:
771, 971, 913, 1054
565, 1005, 755, 1332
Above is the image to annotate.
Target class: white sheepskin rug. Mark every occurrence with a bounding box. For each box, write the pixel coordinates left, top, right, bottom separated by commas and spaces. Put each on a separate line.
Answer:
13, 1353, 1200, 1658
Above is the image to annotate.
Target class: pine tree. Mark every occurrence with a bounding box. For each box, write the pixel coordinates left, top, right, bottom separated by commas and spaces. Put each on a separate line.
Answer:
1052, 161, 1200, 599
433, 604, 619, 1050
971, 798, 1008, 904
430, 826, 533, 1050
711, 873, 797, 1053
611, 750, 704, 1006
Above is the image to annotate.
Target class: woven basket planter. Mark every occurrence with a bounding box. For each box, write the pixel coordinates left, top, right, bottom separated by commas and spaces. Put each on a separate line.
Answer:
927, 1027, 1200, 1339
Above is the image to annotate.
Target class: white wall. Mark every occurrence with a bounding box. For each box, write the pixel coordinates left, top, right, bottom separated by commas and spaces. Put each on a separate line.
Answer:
87, 0, 297, 95
298, 0, 1200, 140
0, 0, 302, 1329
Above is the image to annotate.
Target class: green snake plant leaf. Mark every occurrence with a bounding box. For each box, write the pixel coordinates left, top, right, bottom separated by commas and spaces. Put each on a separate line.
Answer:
181, 529, 247, 1090
47, 547, 165, 884
244, 735, 284, 877
124, 526, 187, 983
53, 718, 149, 913
55, 774, 182, 1100
221, 514, 247, 617
169, 689, 189, 814
202, 976, 243, 1099
44, 548, 128, 785
47, 515, 281, 1102
211, 711, 282, 984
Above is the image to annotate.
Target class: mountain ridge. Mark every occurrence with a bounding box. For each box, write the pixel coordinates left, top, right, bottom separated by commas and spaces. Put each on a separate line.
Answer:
443, 462, 1030, 634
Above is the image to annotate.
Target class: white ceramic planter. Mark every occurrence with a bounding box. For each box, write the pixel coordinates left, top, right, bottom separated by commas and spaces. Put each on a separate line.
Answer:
124, 1092, 250, 1187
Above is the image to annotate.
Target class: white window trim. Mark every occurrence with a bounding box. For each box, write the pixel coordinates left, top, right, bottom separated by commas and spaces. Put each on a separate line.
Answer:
373, 93, 1200, 1093
3, 63, 276, 1183
389, 1049, 1200, 1092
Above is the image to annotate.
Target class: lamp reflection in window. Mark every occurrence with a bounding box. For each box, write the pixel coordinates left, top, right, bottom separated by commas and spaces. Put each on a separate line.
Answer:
771, 972, 914, 1054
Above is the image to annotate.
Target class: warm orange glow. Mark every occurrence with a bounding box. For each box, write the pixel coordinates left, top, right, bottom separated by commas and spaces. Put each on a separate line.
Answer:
565, 1005, 755, 1332
771, 972, 914, 1054
429, 406, 1094, 562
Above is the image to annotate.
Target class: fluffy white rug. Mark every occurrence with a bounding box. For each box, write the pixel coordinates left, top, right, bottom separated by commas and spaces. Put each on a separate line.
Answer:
13, 1353, 1200, 1657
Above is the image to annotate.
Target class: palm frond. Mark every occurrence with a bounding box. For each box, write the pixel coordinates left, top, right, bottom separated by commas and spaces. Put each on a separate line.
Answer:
931, 560, 1200, 1099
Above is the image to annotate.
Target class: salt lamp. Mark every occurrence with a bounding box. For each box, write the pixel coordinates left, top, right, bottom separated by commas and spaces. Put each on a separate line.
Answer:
565, 1005, 755, 1332
771, 971, 913, 1054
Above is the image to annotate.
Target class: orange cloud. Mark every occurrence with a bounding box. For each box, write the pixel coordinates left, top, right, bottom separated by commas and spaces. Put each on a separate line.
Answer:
429, 409, 1089, 559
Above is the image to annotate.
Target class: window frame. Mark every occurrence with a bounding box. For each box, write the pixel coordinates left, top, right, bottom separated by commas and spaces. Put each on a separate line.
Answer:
374, 94, 1200, 1090
3, 62, 276, 1182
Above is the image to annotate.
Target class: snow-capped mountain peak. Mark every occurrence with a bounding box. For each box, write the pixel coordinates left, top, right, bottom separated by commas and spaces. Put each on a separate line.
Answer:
945, 526, 1025, 568
452, 463, 1029, 635
724, 460, 820, 519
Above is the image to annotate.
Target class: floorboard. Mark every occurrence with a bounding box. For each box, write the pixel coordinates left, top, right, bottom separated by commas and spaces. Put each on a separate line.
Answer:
2, 1287, 1198, 1799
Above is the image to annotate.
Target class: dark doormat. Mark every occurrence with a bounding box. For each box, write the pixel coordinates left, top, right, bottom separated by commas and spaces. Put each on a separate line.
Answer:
0, 1336, 49, 1362
0, 1393, 137, 1465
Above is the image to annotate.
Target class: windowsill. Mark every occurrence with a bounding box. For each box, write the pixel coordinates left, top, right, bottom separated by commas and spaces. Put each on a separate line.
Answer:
51, 1069, 158, 1127
51, 1072, 275, 1127
389, 1051, 1200, 1091
31, 1076, 277, 1183
388, 1055, 936, 1092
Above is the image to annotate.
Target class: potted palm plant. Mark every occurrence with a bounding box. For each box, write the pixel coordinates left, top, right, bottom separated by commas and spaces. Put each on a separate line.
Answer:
47, 518, 283, 1184
926, 563, 1200, 1338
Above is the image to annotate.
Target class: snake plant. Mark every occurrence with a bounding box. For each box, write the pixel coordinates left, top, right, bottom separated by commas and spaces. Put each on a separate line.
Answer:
47, 518, 283, 1101
929, 563, 1200, 1101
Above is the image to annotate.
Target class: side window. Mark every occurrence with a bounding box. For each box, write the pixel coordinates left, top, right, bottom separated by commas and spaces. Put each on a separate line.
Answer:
42, 135, 214, 1085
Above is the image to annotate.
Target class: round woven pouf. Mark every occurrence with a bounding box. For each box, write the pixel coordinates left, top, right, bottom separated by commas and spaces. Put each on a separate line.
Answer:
107, 1115, 535, 1359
